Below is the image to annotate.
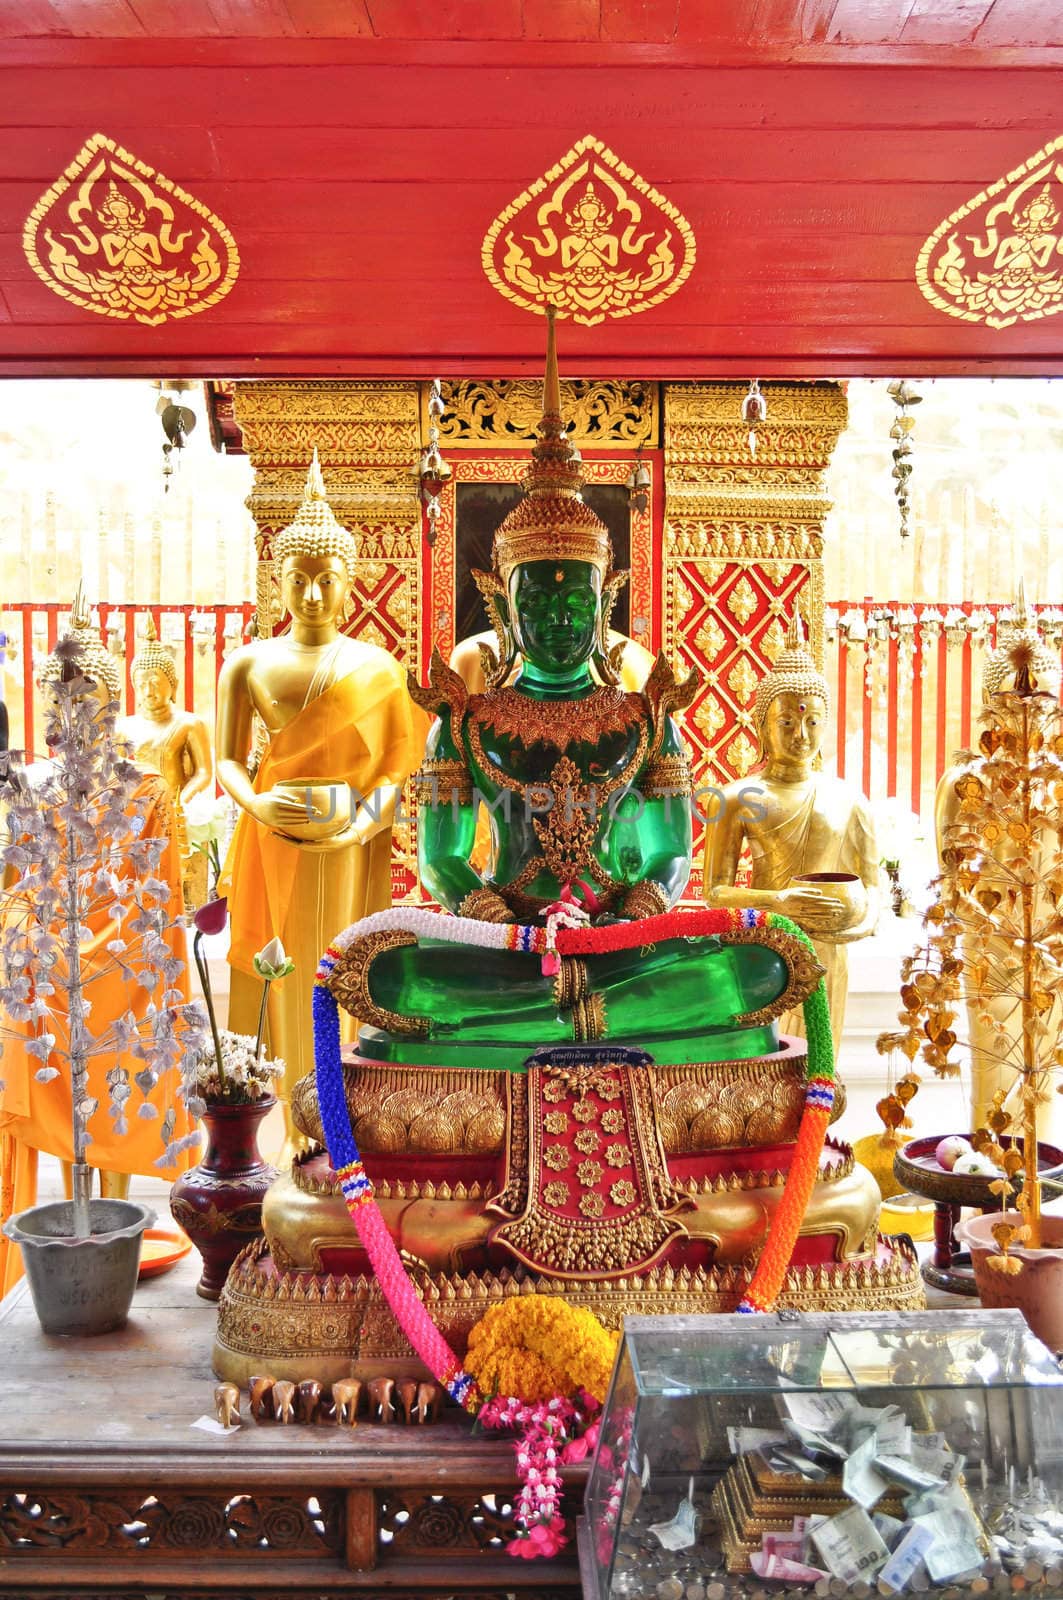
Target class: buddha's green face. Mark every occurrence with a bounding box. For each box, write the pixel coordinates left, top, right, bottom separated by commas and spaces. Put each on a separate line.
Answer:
508, 559, 601, 676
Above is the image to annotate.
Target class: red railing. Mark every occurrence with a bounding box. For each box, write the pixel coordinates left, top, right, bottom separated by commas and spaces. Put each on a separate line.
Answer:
825, 599, 1063, 821
1, 602, 256, 763
3, 597, 1056, 823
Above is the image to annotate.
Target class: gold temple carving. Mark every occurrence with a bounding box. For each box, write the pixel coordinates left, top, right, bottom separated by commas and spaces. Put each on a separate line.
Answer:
232, 380, 424, 900
23, 132, 239, 326
916, 134, 1063, 329
426, 378, 659, 450
663, 383, 845, 878
481, 134, 696, 325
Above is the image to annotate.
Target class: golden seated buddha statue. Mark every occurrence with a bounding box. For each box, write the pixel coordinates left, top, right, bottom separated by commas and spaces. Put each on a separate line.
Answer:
213, 326, 921, 1388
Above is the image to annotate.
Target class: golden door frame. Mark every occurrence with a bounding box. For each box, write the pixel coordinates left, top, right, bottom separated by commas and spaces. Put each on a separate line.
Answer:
424, 451, 658, 677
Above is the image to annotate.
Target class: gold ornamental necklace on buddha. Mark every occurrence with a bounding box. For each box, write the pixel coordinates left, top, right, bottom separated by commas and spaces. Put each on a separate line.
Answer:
465, 689, 650, 898
467, 684, 646, 753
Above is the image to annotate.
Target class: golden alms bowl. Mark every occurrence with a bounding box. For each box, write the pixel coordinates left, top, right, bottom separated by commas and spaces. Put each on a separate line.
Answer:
272, 778, 354, 842
792, 870, 867, 932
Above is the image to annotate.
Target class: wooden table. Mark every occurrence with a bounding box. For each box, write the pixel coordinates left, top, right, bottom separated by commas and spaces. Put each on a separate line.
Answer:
0, 1250, 582, 1598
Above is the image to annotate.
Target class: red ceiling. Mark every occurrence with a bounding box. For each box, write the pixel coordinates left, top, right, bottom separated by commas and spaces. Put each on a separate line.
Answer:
3, 0, 1063, 46
2, 3, 1063, 377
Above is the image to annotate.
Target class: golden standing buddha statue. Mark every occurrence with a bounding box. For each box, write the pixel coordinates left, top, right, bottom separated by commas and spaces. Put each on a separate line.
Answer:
216, 453, 428, 1140
117, 619, 212, 907
703, 611, 880, 1055
935, 588, 1063, 1135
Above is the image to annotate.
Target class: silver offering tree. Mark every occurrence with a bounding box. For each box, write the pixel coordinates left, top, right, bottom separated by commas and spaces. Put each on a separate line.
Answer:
0, 644, 206, 1237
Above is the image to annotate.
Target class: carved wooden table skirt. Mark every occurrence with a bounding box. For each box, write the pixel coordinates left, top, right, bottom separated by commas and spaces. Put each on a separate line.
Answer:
0, 1251, 581, 1599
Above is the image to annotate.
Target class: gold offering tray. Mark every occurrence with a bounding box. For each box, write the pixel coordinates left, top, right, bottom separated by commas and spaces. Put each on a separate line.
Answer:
743, 1448, 907, 1515
712, 1450, 907, 1574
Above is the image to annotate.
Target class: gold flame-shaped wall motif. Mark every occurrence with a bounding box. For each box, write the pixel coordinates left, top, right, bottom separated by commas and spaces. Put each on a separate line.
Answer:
916, 135, 1063, 329
482, 135, 695, 326
23, 133, 239, 327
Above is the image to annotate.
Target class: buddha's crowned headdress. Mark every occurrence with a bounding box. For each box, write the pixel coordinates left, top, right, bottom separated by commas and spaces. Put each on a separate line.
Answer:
984, 581, 1061, 696
273, 449, 358, 581
491, 310, 613, 586
39, 583, 122, 701
131, 615, 178, 694
754, 608, 829, 729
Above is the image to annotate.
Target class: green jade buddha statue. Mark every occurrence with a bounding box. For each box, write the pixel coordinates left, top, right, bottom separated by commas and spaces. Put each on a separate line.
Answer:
213, 327, 920, 1390
343, 319, 817, 1070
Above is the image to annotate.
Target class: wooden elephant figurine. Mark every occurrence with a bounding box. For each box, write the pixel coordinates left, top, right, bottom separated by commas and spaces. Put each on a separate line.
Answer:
296, 1379, 323, 1425
332, 1378, 362, 1426
272, 1379, 296, 1424
366, 1376, 395, 1423
248, 1374, 275, 1422
214, 1382, 240, 1429
396, 1378, 419, 1425
416, 1381, 442, 1424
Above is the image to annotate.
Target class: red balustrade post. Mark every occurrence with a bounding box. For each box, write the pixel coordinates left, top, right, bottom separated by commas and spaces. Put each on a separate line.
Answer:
910, 611, 924, 819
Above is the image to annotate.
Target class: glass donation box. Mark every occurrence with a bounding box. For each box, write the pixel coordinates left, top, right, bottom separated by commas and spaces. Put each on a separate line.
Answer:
584, 1310, 1063, 1600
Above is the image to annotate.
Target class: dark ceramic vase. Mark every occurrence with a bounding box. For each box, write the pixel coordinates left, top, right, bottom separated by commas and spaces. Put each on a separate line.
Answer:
169, 1097, 279, 1301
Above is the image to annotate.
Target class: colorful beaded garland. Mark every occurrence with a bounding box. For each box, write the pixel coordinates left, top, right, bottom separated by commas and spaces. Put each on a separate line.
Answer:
314, 908, 835, 1383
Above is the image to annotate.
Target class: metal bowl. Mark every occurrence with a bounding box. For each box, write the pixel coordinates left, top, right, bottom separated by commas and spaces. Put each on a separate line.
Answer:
894, 1132, 1063, 1207
792, 870, 867, 931
271, 778, 354, 841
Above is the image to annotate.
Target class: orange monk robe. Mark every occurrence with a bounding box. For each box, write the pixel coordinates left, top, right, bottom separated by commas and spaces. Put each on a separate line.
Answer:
220, 657, 428, 1101
0, 772, 195, 1294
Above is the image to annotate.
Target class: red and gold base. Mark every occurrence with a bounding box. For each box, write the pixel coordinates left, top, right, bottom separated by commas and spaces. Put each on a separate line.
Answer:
211, 1043, 924, 1387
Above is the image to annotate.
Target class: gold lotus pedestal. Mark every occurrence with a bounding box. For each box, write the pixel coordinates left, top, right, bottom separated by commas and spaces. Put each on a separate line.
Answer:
212, 1047, 924, 1388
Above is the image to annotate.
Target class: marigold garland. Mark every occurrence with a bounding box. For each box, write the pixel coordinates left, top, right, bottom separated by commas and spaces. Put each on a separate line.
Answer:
464, 1296, 621, 1406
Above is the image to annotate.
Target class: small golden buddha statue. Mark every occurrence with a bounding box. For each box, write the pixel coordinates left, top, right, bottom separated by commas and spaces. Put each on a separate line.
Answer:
216, 452, 427, 1138
118, 619, 212, 906
703, 610, 880, 1055
935, 587, 1063, 1134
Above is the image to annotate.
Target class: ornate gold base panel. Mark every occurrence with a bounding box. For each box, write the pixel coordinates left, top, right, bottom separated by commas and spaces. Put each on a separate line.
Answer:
289, 1040, 843, 1158
213, 1237, 925, 1389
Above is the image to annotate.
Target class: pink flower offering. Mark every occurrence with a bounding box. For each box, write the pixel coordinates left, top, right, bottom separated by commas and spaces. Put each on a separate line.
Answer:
193, 896, 229, 936
508, 1518, 567, 1559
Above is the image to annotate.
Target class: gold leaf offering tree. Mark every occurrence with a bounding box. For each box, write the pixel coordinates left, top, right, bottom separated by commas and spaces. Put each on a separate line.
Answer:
881, 637, 1063, 1267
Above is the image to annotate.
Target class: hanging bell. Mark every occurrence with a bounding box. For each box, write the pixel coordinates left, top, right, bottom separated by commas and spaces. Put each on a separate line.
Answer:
741, 379, 767, 426
741, 379, 767, 458
626, 456, 650, 514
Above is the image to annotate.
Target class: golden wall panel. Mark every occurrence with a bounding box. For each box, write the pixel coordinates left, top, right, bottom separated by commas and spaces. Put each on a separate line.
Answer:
663, 381, 847, 890
234, 380, 423, 899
